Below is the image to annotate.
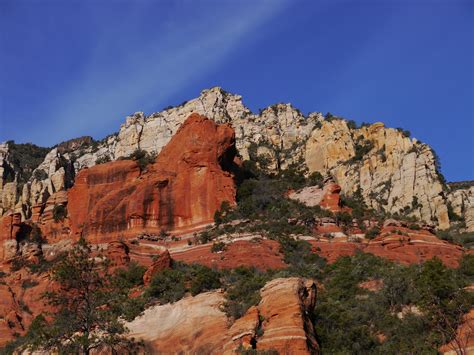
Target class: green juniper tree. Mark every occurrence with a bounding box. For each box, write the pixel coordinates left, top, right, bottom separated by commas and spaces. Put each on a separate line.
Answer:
13, 237, 142, 355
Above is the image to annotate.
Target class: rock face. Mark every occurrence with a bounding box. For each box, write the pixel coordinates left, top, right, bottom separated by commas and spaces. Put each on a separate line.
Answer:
68, 114, 237, 242
0, 213, 23, 260
447, 186, 474, 232
171, 239, 286, 271
305, 121, 450, 228
126, 277, 319, 354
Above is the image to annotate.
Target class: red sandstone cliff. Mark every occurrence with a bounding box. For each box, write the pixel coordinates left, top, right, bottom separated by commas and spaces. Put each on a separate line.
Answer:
68, 114, 237, 243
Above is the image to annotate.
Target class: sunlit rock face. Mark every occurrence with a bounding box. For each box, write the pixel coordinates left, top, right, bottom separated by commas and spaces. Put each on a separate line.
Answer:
68, 113, 237, 242
126, 277, 319, 354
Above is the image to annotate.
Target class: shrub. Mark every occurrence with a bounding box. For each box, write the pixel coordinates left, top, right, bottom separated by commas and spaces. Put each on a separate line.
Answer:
347, 120, 357, 130
396, 128, 411, 138
211, 241, 227, 253
95, 155, 111, 165
122, 149, 156, 171
112, 262, 146, 289
52, 204, 67, 222
222, 267, 273, 320
5, 141, 50, 183
145, 268, 186, 304
351, 140, 374, 162
145, 262, 222, 304
33, 169, 48, 181
365, 227, 381, 240
307, 171, 323, 187
21, 279, 39, 289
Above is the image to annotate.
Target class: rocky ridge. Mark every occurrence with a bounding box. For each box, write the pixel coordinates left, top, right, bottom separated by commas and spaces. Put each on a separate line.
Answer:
1, 88, 472, 230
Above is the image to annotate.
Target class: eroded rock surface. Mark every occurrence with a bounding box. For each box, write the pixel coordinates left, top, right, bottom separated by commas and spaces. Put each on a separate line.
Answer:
1, 87, 463, 230
126, 277, 319, 354
68, 114, 236, 242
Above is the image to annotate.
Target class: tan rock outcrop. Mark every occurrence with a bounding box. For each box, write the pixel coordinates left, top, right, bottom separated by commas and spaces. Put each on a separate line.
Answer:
448, 186, 474, 232
126, 277, 319, 354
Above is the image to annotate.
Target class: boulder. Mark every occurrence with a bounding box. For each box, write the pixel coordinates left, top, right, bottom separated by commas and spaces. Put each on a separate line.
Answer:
142, 247, 171, 286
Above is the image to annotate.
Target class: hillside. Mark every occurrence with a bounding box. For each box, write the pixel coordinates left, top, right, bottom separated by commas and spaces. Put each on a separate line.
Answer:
0, 89, 473, 354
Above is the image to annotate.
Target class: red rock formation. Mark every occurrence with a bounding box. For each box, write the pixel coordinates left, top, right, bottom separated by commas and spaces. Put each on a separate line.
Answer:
0, 213, 22, 240
309, 239, 363, 263
0, 270, 53, 347
171, 239, 286, 270
320, 183, 351, 213
309, 226, 465, 268
126, 277, 319, 354
35, 191, 70, 243
106, 241, 131, 269
365, 226, 464, 268
257, 278, 319, 354
0, 213, 22, 261
143, 247, 171, 286
68, 114, 236, 243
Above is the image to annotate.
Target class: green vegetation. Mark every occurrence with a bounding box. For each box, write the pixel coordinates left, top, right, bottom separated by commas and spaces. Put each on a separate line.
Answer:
396, 127, 411, 138
95, 155, 111, 165
146, 261, 221, 303
120, 149, 156, 171
4, 141, 50, 183
211, 241, 227, 253
32, 169, 48, 181
52, 204, 67, 222
2, 238, 143, 354
314, 252, 474, 354
351, 138, 375, 162
438, 230, 474, 249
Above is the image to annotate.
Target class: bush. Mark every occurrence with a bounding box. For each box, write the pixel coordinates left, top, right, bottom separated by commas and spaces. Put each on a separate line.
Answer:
33, 169, 48, 181
351, 140, 374, 162
396, 128, 411, 138
365, 227, 381, 240
222, 267, 273, 320
211, 241, 227, 253
52, 204, 67, 222
21, 279, 39, 289
95, 156, 111, 165
145, 268, 186, 304
112, 262, 146, 289
122, 149, 156, 171
5, 141, 50, 183
145, 262, 222, 303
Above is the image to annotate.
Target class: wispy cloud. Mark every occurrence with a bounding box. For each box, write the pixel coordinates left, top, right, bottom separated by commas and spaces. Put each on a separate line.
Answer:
49, 0, 289, 141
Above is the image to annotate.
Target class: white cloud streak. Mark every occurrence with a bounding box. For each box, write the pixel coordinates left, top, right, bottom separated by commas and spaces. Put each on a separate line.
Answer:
49, 0, 289, 141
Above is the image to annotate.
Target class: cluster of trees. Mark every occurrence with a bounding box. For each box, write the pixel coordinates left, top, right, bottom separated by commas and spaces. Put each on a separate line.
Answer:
2, 234, 473, 354
315, 252, 474, 353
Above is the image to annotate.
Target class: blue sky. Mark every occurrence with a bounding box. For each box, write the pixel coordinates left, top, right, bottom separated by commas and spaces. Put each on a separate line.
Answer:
0, 0, 472, 181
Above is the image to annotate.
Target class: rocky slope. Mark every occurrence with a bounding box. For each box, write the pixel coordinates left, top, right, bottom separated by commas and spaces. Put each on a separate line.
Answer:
0, 90, 472, 354
126, 277, 318, 354
1, 87, 472, 230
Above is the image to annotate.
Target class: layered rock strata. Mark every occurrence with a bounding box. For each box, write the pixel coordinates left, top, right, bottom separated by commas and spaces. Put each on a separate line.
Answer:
126, 277, 319, 354
1, 87, 464, 230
